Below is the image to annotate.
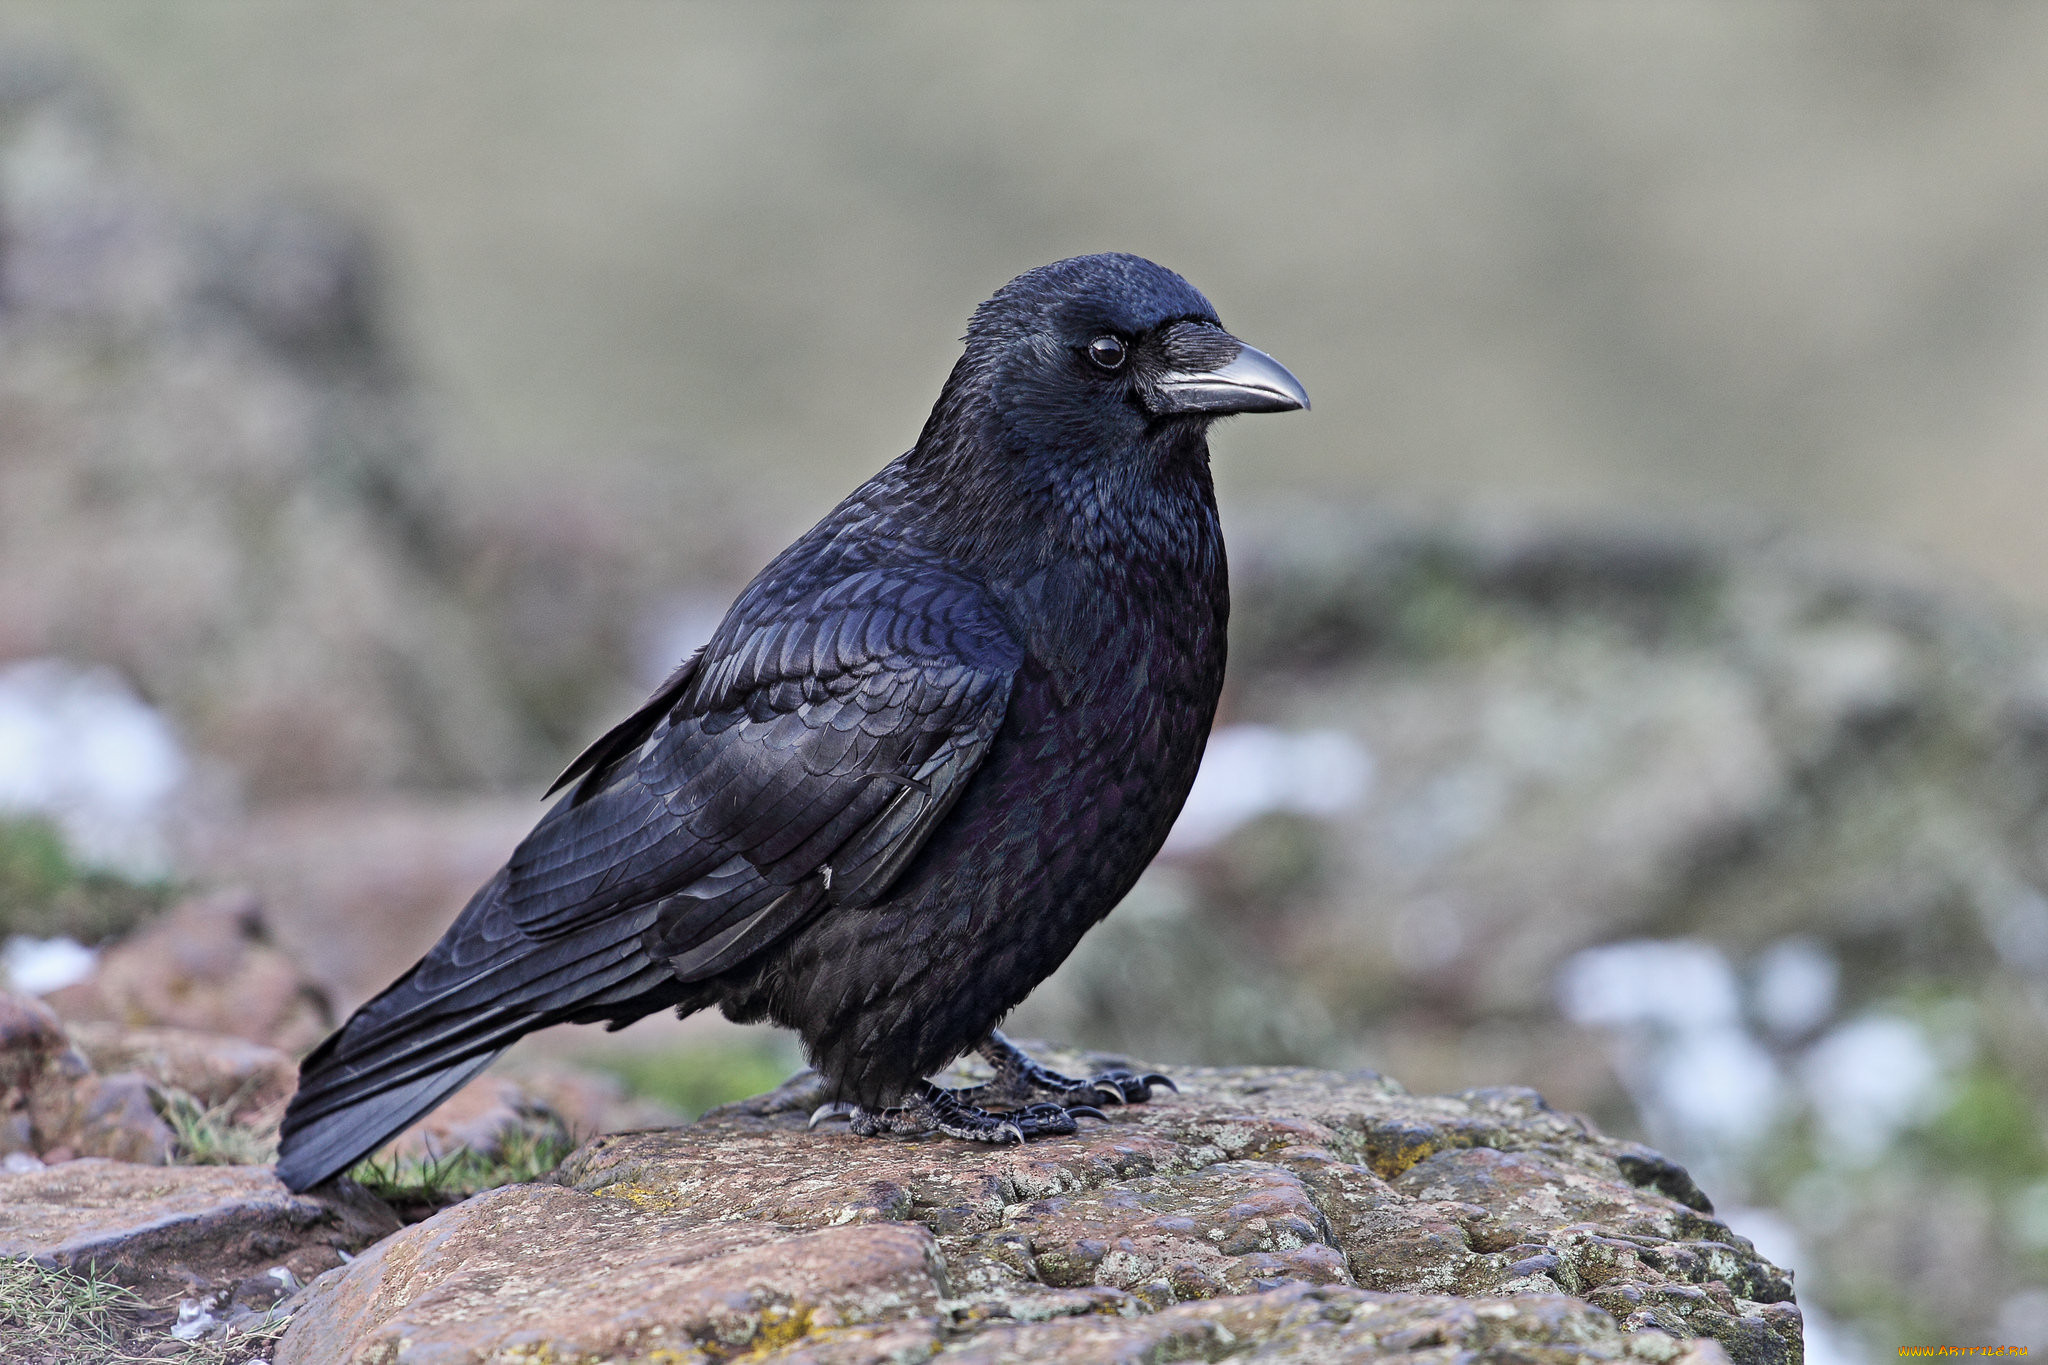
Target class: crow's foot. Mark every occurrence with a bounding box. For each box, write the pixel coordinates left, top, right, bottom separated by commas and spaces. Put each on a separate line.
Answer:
837, 1082, 1105, 1144
953, 1029, 1177, 1109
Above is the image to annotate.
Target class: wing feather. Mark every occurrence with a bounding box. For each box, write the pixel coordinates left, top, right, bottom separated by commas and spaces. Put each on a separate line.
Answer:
501, 566, 1019, 981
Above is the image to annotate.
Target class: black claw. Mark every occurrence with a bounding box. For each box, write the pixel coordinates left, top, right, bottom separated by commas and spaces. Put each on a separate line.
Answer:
957, 1035, 1175, 1116
841, 1083, 1111, 1145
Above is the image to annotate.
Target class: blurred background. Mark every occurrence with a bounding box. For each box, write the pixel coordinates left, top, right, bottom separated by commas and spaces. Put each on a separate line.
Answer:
0, 3, 2045, 1359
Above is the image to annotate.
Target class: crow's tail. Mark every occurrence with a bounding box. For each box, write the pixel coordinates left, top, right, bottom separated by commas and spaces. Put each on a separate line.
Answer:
274, 869, 677, 1191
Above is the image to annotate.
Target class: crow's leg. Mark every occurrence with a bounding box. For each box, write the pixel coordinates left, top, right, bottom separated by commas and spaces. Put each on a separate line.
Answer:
823, 1082, 1103, 1144
952, 1029, 1177, 1109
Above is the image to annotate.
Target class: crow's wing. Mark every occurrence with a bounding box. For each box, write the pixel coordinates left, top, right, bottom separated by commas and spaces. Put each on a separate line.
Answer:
274, 564, 1021, 1190
498, 564, 1021, 980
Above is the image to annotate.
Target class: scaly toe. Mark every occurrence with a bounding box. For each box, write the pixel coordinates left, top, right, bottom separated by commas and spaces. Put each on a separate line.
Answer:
1008, 1102, 1083, 1138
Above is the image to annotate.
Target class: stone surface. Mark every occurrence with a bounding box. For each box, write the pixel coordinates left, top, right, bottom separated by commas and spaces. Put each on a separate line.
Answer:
278, 1059, 1797, 1364
65, 1020, 297, 1122
44, 1071, 176, 1167
283, 1189, 948, 1365
0, 1159, 399, 1299
0, 990, 175, 1163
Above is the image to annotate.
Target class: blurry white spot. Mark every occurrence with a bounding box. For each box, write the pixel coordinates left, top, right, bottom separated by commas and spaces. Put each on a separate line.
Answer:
1750, 936, 1839, 1039
1778, 624, 1908, 725
1998, 1289, 2048, 1348
2010, 1180, 2048, 1251
1558, 939, 1741, 1031
1799, 1014, 1945, 1164
0, 659, 186, 874
1164, 725, 1371, 852
1650, 1024, 1785, 1150
1799, 1304, 1876, 1365
1, 935, 97, 995
1558, 939, 1785, 1160
1, 1151, 45, 1173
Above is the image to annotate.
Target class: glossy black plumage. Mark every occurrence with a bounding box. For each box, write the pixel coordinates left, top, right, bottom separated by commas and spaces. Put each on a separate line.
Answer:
275, 254, 1306, 1190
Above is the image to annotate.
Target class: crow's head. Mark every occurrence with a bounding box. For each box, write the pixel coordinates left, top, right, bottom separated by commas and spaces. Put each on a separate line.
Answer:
920, 254, 1306, 478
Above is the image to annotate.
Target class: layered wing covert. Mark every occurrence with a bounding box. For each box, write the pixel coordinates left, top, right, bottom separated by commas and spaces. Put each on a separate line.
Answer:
503, 564, 1021, 978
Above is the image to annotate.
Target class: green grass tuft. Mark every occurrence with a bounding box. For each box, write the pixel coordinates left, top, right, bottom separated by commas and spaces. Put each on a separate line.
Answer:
157, 1087, 280, 1168
346, 1119, 578, 1220
0, 1254, 143, 1360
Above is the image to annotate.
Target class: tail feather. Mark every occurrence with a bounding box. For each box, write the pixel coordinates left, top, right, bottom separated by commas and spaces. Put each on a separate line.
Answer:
273, 1052, 499, 1192
274, 869, 675, 1191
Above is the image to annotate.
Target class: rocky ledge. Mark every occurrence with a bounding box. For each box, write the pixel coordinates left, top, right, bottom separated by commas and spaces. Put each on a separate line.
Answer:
278, 1055, 1799, 1364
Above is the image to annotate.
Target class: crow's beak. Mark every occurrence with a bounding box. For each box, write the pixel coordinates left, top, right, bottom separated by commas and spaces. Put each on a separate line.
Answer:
1150, 338, 1310, 417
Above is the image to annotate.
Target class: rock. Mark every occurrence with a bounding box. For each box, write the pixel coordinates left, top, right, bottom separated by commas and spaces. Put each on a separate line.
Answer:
0, 1158, 398, 1299
65, 1021, 296, 1122
1200, 505, 2048, 1033
44, 890, 331, 1052
0, 990, 175, 1163
0, 989, 76, 1098
5, 962, 302, 1167
378, 1073, 563, 1164
0, 55, 748, 804
278, 1059, 1796, 1365
284, 1193, 948, 1365
49, 1072, 175, 1166
936, 1287, 1738, 1365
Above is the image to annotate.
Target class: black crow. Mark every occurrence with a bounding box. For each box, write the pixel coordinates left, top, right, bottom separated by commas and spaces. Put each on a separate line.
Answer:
275, 253, 1307, 1190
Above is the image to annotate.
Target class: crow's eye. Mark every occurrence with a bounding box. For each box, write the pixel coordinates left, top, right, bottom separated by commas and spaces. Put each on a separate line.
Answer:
1087, 335, 1127, 371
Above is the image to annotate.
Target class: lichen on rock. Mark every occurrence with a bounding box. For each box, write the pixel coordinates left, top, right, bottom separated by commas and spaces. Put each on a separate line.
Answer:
277, 1055, 1800, 1364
